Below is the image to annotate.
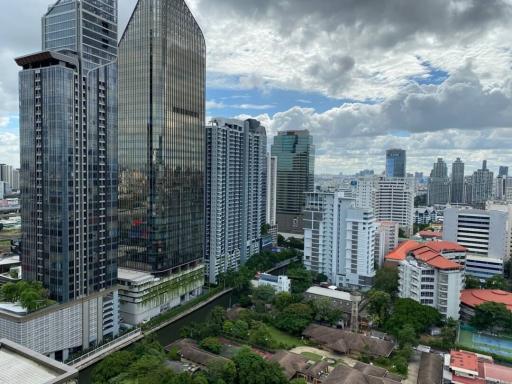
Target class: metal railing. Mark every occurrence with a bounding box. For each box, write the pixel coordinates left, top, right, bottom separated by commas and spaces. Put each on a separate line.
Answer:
67, 328, 142, 367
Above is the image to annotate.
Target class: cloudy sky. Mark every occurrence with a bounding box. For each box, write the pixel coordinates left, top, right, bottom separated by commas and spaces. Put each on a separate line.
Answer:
1, 0, 512, 175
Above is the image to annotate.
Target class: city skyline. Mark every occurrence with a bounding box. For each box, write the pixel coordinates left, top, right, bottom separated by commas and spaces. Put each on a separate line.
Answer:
1, 0, 512, 174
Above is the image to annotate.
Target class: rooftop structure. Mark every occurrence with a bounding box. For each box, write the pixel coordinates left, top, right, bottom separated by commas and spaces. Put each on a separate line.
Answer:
446, 349, 512, 384
251, 273, 291, 293
323, 363, 401, 384
460, 289, 512, 311
0, 338, 77, 384
417, 352, 443, 384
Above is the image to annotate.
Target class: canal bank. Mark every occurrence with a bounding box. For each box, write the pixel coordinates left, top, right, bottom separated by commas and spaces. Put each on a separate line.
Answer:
78, 289, 238, 384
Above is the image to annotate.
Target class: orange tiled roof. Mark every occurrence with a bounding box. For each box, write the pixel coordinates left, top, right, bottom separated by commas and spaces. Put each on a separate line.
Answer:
460, 289, 512, 311
451, 350, 479, 373
385, 240, 463, 270
425, 240, 467, 253
483, 362, 512, 382
418, 230, 442, 238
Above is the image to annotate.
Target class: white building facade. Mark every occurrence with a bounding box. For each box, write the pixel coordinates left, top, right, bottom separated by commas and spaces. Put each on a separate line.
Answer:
398, 254, 463, 320
304, 191, 376, 290
375, 221, 399, 267
251, 273, 291, 293
356, 176, 415, 237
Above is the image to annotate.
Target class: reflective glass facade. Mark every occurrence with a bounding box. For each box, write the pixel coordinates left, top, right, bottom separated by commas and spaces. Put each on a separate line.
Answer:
118, 0, 206, 274
271, 130, 314, 234
385, 149, 406, 178
17, 0, 118, 303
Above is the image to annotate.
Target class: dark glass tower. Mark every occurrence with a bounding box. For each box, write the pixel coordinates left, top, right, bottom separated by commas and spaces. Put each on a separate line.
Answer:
16, 0, 118, 303
386, 148, 406, 177
271, 130, 314, 234
451, 158, 465, 204
118, 0, 206, 274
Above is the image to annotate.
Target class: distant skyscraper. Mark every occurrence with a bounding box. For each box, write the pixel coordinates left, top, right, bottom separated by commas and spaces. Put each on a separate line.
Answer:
271, 130, 315, 234
499, 166, 509, 177
267, 155, 277, 226
205, 118, 267, 283
451, 158, 465, 204
117, 0, 205, 324
304, 191, 376, 290
428, 158, 450, 205
385, 149, 406, 177
0, 164, 13, 189
17, 0, 118, 303
471, 160, 494, 207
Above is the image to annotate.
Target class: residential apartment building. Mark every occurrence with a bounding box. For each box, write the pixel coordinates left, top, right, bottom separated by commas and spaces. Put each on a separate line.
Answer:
205, 118, 267, 283
356, 176, 415, 237
117, 0, 205, 322
451, 158, 465, 204
271, 130, 315, 235
414, 207, 439, 225
428, 158, 450, 205
374, 221, 399, 267
386, 241, 464, 319
304, 191, 376, 290
385, 149, 406, 177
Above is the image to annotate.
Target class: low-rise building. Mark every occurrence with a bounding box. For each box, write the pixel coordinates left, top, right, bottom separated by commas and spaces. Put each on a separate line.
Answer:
460, 289, 512, 322
117, 265, 204, 326
386, 240, 465, 319
0, 289, 118, 361
251, 273, 291, 293
414, 207, 439, 225
0, 338, 78, 384
445, 349, 512, 384
304, 286, 357, 315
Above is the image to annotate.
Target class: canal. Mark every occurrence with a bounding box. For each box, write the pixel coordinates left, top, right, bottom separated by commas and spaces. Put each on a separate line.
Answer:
78, 289, 238, 384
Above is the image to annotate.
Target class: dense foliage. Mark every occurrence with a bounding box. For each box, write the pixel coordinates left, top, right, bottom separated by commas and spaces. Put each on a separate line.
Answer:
470, 302, 512, 334
372, 267, 399, 296
0, 280, 54, 312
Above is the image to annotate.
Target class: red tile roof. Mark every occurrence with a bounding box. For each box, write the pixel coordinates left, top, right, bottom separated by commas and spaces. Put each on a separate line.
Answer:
451, 350, 479, 373
385, 240, 463, 270
460, 289, 512, 311
483, 362, 512, 383
452, 375, 485, 384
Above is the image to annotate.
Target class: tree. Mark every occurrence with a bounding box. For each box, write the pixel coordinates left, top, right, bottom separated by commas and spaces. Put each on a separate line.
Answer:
385, 298, 441, 336
249, 322, 273, 348
287, 265, 313, 294
231, 320, 249, 340
373, 267, 399, 296
275, 303, 313, 335
367, 290, 392, 326
273, 292, 296, 311
485, 275, 510, 291
232, 348, 288, 384
92, 350, 136, 384
311, 298, 344, 325
465, 276, 481, 289
277, 234, 286, 247
471, 302, 512, 333
199, 337, 223, 354
251, 285, 276, 304
397, 324, 418, 347
208, 360, 237, 384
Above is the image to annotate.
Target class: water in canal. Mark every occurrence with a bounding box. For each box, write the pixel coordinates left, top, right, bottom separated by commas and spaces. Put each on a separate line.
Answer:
78, 290, 238, 384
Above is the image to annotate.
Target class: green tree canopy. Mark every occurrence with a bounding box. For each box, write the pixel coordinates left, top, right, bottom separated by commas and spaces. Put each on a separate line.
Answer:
484, 275, 510, 291
385, 298, 441, 336
275, 303, 314, 335
373, 267, 399, 296
470, 302, 512, 333
367, 290, 392, 326
464, 276, 481, 289
232, 348, 288, 384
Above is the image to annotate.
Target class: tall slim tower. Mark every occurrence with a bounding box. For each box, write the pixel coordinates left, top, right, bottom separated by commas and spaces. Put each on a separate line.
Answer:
271, 130, 315, 234
451, 158, 465, 204
17, 0, 118, 303
471, 160, 494, 208
205, 118, 267, 283
118, 0, 205, 277
385, 149, 406, 177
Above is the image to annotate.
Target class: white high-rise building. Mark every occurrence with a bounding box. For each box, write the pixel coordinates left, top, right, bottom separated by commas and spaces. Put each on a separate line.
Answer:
304, 191, 376, 290
397, 245, 463, 320
266, 154, 278, 244
443, 206, 511, 280
356, 176, 415, 237
205, 118, 267, 283
374, 221, 399, 266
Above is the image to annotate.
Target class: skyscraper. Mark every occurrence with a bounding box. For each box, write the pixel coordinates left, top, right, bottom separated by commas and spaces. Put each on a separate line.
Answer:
499, 166, 509, 177
271, 130, 315, 234
117, 0, 205, 321
428, 158, 450, 205
17, 0, 118, 303
385, 149, 406, 177
205, 118, 267, 283
471, 160, 493, 207
267, 155, 277, 227
451, 158, 464, 204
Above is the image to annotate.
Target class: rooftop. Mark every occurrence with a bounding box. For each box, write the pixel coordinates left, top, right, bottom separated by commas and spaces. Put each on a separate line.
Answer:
117, 268, 154, 285
418, 230, 443, 239
460, 289, 512, 311
0, 338, 77, 384
385, 240, 464, 270
450, 350, 479, 374
305, 286, 352, 301
483, 362, 512, 383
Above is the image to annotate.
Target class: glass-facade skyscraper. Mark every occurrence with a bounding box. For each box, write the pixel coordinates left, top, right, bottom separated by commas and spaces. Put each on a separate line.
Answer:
271, 130, 314, 234
386, 148, 406, 177
16, 0, 118, 303
428, 158, 450, 205
118, 0, 206, 275
451, 158, 465, 204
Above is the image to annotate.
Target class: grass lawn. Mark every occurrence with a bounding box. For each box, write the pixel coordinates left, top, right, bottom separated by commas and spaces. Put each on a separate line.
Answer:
300, 351, 323, 362
266, 326, 306, 349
